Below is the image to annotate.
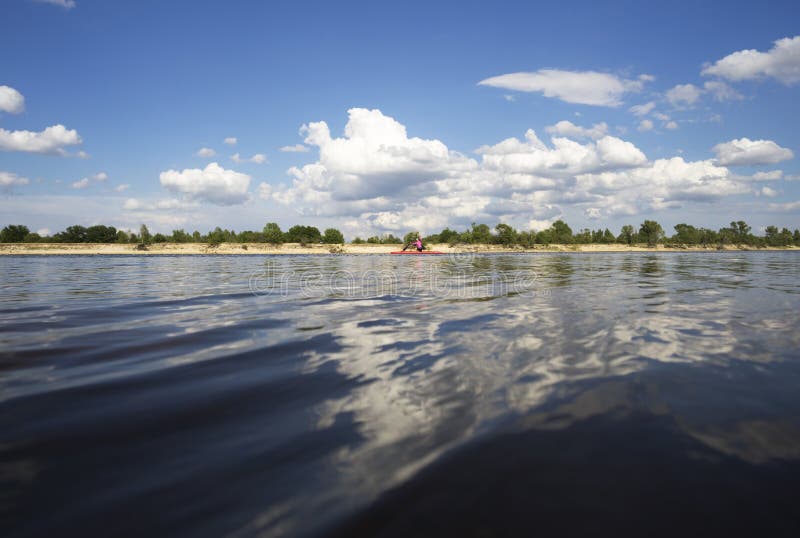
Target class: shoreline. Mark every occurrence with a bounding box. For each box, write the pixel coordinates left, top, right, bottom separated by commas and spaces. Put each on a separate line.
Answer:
1, 242, 798, 255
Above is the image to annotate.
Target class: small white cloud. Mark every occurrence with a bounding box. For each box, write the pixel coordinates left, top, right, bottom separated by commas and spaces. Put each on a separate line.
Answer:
37, 228, 51, 236
653, 112, 671, 121
545, 120, 608, 140
257, 182, 272, 200
34, 0, 76, 8
503, 94, 516, 102
584, 207, 602, 219
224, 137, 237, 145
665, 121, 679, 130
231, 153, 266, 164
280, 144, 310, 153
769, 200, 800, 212
666, 83, 702, 107
0, 85, 25, 114
713, 138, 794, 166
0, 124, 82, 155
760, 186, 778, 197
703, 80, 743, 101
0, 171, 31, 189
77, 150, 90, 159
478, 69, 647, 107
115, 183, 130, 192
752, 170, 783, 181
196, 147, 216, 158
159, 162, 251, 205
638, 119, 654, 132
72, 177, 90, 189
702, 36, 800, 85
93, 172, 108, 182
629, 101, 655, 117
123, 198, 140, 210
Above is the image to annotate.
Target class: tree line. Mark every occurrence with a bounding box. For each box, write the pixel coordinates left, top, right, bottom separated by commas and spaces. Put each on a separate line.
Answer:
1, 220, 799, 248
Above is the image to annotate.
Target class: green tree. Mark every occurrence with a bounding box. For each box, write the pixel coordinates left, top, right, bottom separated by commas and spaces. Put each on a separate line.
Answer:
617, 225, 635, 245
673, 223, 699, 245
534, 229, 553, 245
495, 223, 518, 246
779, 227, 793, 246
470, 223, 492, 244
139, 224, 152, 245
56, 225, 89, 243
517, 230, 534, 248
438, 227, 460, 244
152, 233, 168, 243
763, 226, 779, 246
794, 229, 800, 246
23, 232, 42, 242
351, 236, 365, 244
322, 228, 345, 244
550, 220, 573, 244
262, 222, 284, 243
1, 224, 30, 243
602, 229, 616, 244
171, 229, 192, 243
639, 220, 664, 247
574, 228, 592, 244
285, 225, 321, 244
697, 228, 717, 247
86, 225, 117, 243
116, 230, 130, 244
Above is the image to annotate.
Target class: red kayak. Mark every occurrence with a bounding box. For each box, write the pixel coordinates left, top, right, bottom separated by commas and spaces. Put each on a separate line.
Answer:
390, 251, 446, 255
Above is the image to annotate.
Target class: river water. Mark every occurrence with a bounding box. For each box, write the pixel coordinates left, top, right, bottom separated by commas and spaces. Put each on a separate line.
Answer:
2, 252, 799, 537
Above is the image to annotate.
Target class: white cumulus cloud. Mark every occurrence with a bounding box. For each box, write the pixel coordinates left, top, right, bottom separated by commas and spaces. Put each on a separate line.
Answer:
257, 182, 272, 200
0, 86, 25, 114
666, 84, 702, 107
1, 171, 31, 189
0, 124, 82, 155
196, 147, 216, 158
269, 107, 788, 236
629, 101, 655, 117
545, 120, 608, 140
760, 186, 778, 197
159, 162, 251, 205
702, 36, 800, 85
224, 137, 237, 145
638, 119, 654, 132
702, 80, 743, 101
71, 178, 90, 189
115, 183, 130, 192
713, 138, 794, 166
478, 69, 647, 106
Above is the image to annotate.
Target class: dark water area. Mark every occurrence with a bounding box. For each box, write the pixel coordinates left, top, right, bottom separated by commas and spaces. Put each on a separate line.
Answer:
1, 252, 800, 537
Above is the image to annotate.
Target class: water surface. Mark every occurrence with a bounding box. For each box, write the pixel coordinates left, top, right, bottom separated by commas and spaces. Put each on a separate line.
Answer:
2, 252, 799, 536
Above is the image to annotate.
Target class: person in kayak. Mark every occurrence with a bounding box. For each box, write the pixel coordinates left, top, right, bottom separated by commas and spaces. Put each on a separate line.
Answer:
402, 233, 424, 252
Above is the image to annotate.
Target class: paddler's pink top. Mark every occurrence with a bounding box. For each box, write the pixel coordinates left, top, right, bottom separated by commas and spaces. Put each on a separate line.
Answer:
415, 239, 422, 248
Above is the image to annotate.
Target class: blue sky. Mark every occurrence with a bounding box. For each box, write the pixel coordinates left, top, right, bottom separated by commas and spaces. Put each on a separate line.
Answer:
1, 0, 799, 238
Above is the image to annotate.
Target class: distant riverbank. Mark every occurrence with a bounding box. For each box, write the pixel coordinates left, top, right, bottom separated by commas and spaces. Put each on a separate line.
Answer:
2, 242, 798, 255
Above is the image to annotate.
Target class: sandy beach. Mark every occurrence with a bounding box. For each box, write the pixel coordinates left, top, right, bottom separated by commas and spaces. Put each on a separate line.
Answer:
1, 242, 796, 255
